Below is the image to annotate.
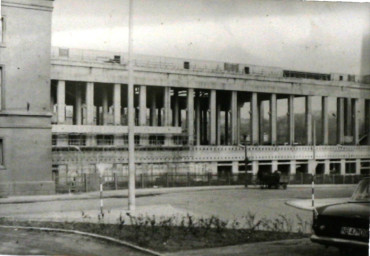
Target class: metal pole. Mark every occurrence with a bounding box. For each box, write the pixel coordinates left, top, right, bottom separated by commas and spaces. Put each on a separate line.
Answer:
127, 0, 136, 212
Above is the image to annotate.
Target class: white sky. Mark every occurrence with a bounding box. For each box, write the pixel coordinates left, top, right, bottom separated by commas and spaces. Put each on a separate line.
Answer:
52, 0, 370, 75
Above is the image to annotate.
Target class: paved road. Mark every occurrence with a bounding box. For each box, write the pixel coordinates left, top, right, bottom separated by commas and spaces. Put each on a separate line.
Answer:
164, 238, 344, 256
0, 227, 149, 256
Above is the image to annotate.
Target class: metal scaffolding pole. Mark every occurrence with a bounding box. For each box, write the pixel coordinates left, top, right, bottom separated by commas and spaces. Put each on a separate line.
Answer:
127, 0, 136, 212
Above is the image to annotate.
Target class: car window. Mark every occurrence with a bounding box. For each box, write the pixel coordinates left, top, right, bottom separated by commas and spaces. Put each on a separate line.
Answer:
351, 179, 370, 202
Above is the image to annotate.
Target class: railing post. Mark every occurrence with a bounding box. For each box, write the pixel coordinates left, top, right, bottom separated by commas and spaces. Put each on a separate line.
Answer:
166, 172, 169, 187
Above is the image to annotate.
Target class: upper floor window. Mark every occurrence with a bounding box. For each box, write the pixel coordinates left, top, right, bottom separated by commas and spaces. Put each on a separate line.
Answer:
0, 139, 4, 168
0, 67, 2, 111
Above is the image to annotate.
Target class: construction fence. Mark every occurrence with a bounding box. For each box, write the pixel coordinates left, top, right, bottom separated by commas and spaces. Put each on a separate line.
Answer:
54, 173, 368, 193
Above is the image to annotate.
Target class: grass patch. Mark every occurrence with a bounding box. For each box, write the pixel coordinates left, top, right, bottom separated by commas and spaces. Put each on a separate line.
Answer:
0, 214, 309, 253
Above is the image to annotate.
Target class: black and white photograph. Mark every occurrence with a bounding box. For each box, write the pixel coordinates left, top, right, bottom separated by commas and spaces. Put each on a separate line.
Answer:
0, 0, 369, 255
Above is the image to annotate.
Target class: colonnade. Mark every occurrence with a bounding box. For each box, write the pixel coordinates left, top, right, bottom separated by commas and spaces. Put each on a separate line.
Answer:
53, 80, 370, 146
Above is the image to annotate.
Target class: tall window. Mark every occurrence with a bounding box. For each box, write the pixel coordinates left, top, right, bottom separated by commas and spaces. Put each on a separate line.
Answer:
0, 67, 2, 110
0, 139, 4, 167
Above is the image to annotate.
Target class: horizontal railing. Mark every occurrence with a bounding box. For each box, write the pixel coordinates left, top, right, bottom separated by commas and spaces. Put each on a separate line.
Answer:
54, 173, 367, 193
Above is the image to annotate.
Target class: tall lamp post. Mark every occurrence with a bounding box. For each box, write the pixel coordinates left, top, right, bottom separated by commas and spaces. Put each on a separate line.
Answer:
127, 0, 136, 212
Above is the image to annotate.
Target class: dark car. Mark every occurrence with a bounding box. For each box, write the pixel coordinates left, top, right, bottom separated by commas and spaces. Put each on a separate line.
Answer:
311, 177, 370, 255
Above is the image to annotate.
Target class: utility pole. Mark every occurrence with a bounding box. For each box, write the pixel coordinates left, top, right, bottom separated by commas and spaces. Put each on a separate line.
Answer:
127, 0, 136, 212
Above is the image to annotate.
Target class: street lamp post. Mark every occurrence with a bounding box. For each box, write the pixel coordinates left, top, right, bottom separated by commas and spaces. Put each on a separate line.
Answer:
127, 0, 136, 212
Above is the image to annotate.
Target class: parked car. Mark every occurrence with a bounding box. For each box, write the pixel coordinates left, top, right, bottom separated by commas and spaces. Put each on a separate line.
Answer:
311, 177, 369, 255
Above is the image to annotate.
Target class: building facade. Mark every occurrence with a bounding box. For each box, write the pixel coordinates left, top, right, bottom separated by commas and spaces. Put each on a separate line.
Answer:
0, 0, 54, 195
50, 47, 370, 185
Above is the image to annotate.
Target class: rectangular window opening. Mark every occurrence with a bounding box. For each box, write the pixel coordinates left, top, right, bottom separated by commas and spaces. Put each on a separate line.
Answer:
0, 139, 4, 167
184, 61, 190, 69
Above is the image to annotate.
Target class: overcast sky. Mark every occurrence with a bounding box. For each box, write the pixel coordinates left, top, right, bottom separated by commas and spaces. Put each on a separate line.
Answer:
52, 0, 370, 75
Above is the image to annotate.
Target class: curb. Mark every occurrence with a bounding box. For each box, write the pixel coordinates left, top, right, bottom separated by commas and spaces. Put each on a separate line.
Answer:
0, 225, 162, 256
284, 201, 312, 211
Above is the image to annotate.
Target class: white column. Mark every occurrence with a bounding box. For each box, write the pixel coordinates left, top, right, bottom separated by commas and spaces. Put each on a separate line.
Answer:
288, 95, 295, 145
187, 88, 194, 145
139, 85, 146, 126
308, 159, 316, 175
324, 159, 330, 175
195, 92, 201, 146
322, 96, 329, 145
231, 91, 238, 145
113, 84, 121, 125
290, 160, 296, 175
355, 159, 361, 175
352, 98, 359, 145
232, 161, 239, 174
164, 87, 171, 126
306, 96, 313, 145
252, 160, 259, 175
271, 160, 278, 172
210, 90, 217, 145
251, 92, 259, 145
270, 94, 277, 145
337, 98, 344, 144
57, 80, 66, 124
75, 85, 82, 125
86, 82, 94, 125
340, 159, 346, 175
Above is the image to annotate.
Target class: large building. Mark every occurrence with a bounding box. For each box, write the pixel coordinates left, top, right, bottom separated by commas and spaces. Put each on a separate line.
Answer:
1, 0, 369, 195
0, 0, 54, 195
50, 46, 370, 189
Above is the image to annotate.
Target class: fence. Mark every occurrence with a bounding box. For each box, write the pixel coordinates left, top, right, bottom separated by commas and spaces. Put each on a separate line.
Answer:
54, 173, 367, 193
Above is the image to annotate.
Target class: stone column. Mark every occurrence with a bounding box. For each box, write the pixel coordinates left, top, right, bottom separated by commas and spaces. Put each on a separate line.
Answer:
232, 161, 239, 174
258, 100, 264, 144
288, 95, 295, 145
113, 84, 121, 125
324, 159, 330, 175
340, 158, 346, 175
308, 159, 316, 175
351, 98, 359, 145
251, 92, 259, 145
216, 102, 221, 145
102, 86, 109, 125
187, 88, 194, 145
57, 80, 66, 124
337, 98, 344, 144
290, 160, 296, 175
173, 89, 179, 127
86, 82, 94, 125
225, 109, 229, 145
231, 91, 238, 145
139, 85, 146, 126
271, 160, 278, 172
150, 90, 157, 126
365, 99, 370, 145
355, 159, 361, 175
252, 161, 259, 175
209, 90, 217, 145
163, 87, 171, 126
270, 94, 277, 145
195, 91, 201, 145
344, 98, 352, 137
306, 96, 313, 145
322, 96, 329, 145
75, 85, 82, 125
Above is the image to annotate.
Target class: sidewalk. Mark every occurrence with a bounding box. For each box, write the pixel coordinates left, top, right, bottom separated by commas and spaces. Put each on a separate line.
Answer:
0, 184, 356, 204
